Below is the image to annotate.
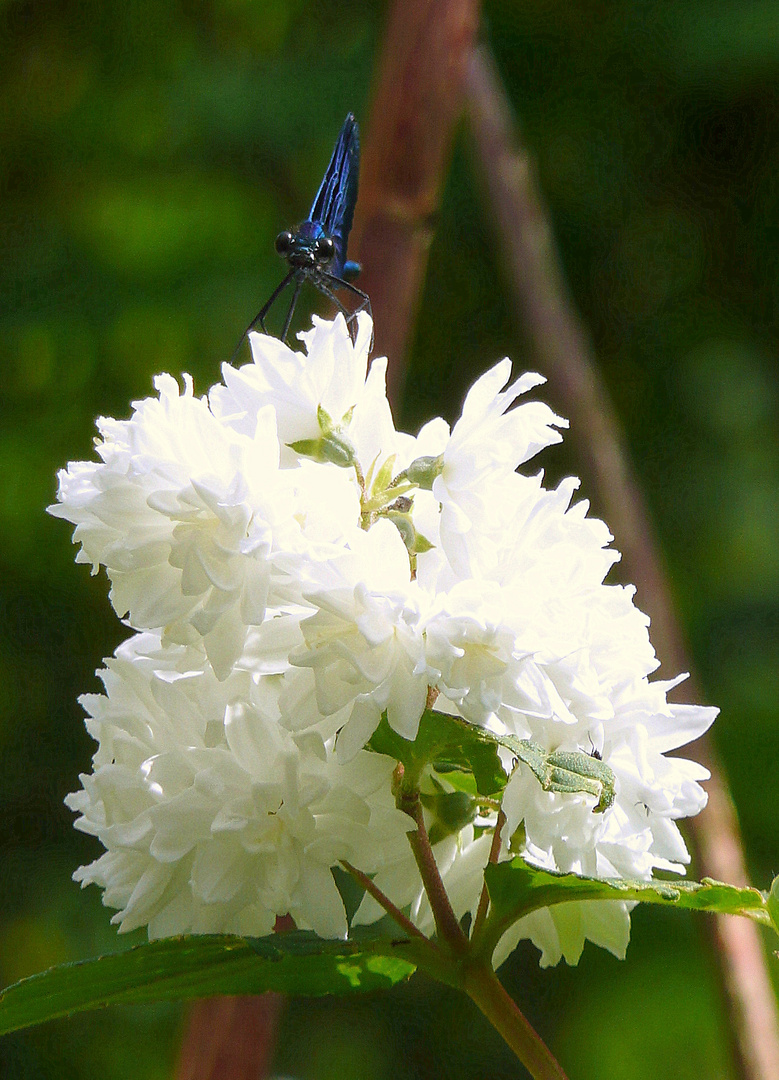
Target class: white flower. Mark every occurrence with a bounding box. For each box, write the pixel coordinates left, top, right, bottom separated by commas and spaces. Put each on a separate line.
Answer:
359, 412, 714, 966
422, 580, 518, 722
49, 374, 295, 679
212, 312, 403, 474
493, 898, 633, 969
429, 360, 567, 576
66, 632, 410, 939
54, 315, 718, 970
289, 520, 429, 761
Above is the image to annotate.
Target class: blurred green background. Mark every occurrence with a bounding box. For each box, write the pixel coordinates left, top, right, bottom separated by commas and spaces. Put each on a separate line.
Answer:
1, 1, 778, 1077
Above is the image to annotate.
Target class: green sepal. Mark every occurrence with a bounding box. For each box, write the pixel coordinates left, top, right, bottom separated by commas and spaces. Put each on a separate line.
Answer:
381, 509, 435, 558
411, 530, 434, 554
421, 788, 480, 845
371, 454, 397, 496
386, 510, 416, 550
289, 431, 357, 469
0, 932, 418, 1036
314, 403, 355, 439
317, 403, 335, 434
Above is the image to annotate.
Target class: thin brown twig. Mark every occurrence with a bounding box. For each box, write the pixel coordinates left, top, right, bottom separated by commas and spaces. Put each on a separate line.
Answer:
400, 789, 469, 953
472, 809, 506, 939
340, 859, 429, 941
464, 40, 779, 1080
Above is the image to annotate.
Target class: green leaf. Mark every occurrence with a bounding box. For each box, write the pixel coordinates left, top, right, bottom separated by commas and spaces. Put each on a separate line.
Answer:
480, 858, 777, 954
0, 932, 416, 1036
367, 708, 506, 796
505, 739, 616, 813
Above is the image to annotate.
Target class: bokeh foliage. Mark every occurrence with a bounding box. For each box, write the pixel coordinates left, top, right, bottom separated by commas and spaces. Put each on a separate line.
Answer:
1, 0, 777, 1077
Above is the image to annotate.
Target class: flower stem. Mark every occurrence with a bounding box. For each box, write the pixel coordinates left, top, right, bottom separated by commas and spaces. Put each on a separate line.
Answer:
471, 808, 505, 940
462, 959, 570, 1080
390, 785, 568, 1078
340, 860, 428, 941
401, 789, 469, 954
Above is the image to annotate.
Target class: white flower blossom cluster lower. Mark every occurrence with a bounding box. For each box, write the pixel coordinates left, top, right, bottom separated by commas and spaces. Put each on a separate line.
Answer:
52, 313, 715, 966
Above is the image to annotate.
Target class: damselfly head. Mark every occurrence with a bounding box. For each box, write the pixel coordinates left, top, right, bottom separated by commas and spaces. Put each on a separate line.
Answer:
274, 229, 336, 271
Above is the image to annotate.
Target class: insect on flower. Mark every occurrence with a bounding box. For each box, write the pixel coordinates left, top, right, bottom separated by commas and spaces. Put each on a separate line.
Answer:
237, 113, 370, 349
586, 734, 602, 760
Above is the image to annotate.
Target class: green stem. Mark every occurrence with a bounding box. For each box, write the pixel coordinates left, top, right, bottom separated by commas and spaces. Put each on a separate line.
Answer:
392, 770, 568, 1078
462, 959, 570, 1080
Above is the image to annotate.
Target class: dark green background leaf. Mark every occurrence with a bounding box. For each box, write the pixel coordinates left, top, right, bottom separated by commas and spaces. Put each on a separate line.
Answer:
3, 0, 779, 1075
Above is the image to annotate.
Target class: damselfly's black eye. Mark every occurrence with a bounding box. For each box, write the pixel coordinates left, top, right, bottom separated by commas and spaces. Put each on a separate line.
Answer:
315, 237, 335, 263
275, 231, 294, 256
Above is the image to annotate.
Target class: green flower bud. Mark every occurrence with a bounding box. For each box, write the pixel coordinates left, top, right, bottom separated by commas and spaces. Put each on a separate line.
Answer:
404, 454, 445, 490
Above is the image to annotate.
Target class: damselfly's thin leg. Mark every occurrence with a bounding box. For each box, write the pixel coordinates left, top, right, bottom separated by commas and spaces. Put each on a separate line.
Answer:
230, 271, 293, 363
281, 280, 303, 343
254, 271, 294, 334
322, 273, 371, 315
315, 279, 353, 322
314, 280, 366, 345
321, 273, 373, 344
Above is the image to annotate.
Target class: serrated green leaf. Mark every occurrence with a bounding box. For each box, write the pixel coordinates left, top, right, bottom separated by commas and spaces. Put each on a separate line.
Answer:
503, 738, 616, 813
480, 858, 775, 955
0, 933, 416, 1036
367, 709, 506, 796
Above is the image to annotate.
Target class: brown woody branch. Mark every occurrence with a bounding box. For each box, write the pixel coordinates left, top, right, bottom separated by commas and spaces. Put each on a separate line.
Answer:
175, 994, 285, 1080
464, 40, 779, 1080
175, 5, 481, 1076
351, 0, 482, 406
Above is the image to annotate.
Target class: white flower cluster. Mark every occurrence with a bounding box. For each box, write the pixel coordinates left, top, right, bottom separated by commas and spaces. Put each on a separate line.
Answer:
53, 313, 715, 966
